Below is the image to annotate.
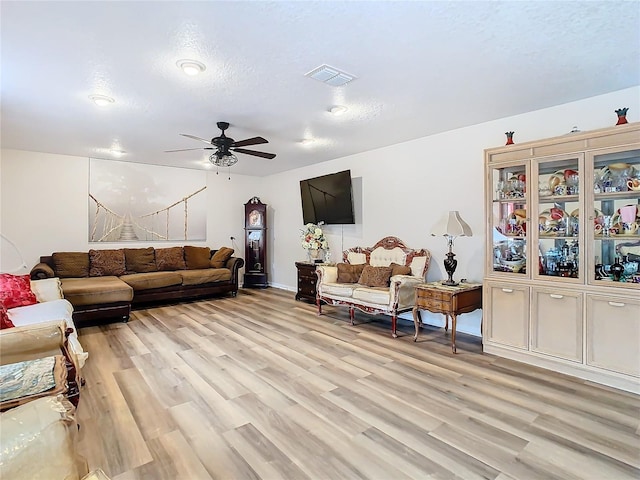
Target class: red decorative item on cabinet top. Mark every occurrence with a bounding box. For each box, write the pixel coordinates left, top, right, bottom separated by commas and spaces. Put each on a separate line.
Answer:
615, 108, 629, 125
505, 131, 514, 145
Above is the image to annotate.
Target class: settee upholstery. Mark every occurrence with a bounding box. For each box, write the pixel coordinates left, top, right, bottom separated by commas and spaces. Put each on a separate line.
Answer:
316, 236, 431, 337
30, 246, 244, 327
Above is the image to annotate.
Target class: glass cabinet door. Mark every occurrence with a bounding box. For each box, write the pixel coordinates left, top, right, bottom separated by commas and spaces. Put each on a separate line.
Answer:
490, 162, 529, 276
533, 155, 583, 283
590, 147, 640, 287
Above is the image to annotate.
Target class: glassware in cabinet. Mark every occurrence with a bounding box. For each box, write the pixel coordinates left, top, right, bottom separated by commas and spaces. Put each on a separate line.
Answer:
533, 156, 583, 281
590, 147, 640, 287
490, 163, 528, 275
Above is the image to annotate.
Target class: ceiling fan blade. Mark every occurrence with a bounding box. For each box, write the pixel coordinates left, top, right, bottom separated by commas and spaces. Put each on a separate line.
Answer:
232, 147, 276, 159
232, 136, 268, 148
180, 134, 212, 145
165, 147, 214, 153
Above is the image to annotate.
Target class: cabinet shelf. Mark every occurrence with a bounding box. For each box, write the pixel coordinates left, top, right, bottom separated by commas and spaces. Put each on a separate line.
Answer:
539, 194, 580, 203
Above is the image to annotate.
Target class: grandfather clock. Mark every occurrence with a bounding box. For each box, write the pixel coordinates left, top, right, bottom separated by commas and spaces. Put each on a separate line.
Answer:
244, 197, 268, 288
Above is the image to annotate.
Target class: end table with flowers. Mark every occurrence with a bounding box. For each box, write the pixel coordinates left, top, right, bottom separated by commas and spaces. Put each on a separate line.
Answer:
301, 223, 328, 262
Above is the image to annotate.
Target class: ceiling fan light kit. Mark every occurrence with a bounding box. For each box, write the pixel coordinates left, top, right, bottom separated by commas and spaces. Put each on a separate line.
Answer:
176, 59, 206, 76
88, 94, 115, 106
167, 121, 275, 177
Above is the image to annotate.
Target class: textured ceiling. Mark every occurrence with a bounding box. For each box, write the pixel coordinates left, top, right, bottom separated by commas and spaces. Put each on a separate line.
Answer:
1, 1, 639, 176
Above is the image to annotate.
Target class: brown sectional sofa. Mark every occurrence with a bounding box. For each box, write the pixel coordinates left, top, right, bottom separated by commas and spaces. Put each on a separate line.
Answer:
30, 246, 244, 327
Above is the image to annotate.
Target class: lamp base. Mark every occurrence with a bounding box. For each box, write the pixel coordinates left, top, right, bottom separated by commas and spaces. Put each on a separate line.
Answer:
443, 251, 458, 286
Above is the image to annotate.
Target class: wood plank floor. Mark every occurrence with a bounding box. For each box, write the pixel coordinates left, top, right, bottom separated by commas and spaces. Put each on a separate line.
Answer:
75, 288, 640, 480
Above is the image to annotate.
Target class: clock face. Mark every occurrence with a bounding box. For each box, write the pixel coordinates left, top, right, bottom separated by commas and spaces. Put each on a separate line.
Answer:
248, 209, 263, 227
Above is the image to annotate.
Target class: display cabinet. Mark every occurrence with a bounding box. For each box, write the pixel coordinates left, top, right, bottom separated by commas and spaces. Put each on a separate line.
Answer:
484, 123, 640, 393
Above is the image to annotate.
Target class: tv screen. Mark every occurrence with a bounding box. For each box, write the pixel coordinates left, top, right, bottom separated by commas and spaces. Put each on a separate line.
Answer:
300, 170, 355, 225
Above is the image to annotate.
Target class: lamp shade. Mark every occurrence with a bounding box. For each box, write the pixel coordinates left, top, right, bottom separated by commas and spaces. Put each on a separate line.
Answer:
431, 211, 473, 238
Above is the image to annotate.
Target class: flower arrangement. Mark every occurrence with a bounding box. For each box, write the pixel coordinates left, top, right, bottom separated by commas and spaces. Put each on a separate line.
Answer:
300, 223, 328, 250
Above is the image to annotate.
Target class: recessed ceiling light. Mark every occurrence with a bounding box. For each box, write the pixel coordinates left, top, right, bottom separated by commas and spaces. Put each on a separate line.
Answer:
176, 59, 206, 76
110, 149, 125, 158
301, 138, 315, 146
89, 94, 115, 107
330, 105, 348, 116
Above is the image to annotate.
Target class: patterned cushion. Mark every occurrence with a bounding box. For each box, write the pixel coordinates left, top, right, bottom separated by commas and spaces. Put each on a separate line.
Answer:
210, 247, 234, 268
0, 305, 15, 329
52, 252, 89, 278
336, 263, 365, 283
155, 247, 186, 271
89, 249, 126, 277
124, 247, 157, 273
0, 274, 37, 310
390, 263, 412, 277
358, 265, 393, 287
184, 246, 211, 270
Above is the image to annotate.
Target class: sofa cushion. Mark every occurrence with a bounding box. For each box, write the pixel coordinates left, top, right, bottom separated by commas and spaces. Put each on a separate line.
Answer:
30, 278, 64, 303
358, 265, 393, 287
336, 263, 365, 283
179, 268, 232, 286
119, 272, 182, 291
184, 246, 211, 270
89, 249, 126, 277
124, 247, 157, 273
210, 247, 234, 268
390, 262, 412, 277
1, 305, 14, 329
346, 252, 367, 265
155, 247, 186, 271
410, 255, 428, 278
0, 274, 37, 310
52, 252, 89, 278
352, 287, 391, 305
320, 282, 358, 297
60, 277, 133, 306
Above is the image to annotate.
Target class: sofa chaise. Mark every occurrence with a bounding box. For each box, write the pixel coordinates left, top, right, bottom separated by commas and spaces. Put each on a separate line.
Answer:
30, 246, 244, 327
316, 236, 431, 337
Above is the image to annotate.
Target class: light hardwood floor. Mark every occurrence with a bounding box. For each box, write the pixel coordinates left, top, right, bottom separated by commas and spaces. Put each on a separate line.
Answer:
75, 287, 640, 480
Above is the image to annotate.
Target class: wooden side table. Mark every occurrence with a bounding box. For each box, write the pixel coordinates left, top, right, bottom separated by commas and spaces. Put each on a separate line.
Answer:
412, 282, 483, 353
295, 262, 319, 302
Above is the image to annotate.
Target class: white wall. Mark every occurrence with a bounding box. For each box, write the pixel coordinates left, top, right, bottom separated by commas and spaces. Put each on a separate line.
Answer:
0, 151, 260, 273
261, 86, 640, 335
2, 86, 638, 336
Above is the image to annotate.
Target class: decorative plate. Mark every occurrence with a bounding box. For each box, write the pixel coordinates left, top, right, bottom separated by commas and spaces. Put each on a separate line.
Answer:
539, 207, 569, 236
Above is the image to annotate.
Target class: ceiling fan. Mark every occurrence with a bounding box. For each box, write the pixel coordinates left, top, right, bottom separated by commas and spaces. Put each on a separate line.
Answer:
165, 122, 276, 167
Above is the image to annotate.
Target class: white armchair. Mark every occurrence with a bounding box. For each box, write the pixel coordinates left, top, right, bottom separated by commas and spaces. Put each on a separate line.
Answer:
316, 236, 431, 337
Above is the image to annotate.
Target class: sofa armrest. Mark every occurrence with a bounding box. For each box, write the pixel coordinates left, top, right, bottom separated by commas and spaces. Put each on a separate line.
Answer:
30, 262, 55, 280
0, 320, 67, 366
390, 275, 424, 310
225, 256, 245, 283
0, 396, 88, 479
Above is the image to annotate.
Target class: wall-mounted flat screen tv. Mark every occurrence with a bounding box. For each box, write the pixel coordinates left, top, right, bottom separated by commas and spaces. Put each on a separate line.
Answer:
300, 169, 355, 225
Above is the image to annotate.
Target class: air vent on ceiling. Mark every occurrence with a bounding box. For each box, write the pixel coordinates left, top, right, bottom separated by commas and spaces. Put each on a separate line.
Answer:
305, 64, 356, 87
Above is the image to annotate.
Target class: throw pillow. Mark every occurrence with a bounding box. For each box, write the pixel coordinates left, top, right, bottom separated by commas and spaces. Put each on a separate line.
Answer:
210, 247, 234, 268
0, 273, 38, 310
52, 252, 90, 278
124, 247, 157, 273
0, 305, 14, 329
358, 265, 393, 287
89, 249, 126, 277
336, 263, 365, 283
390, 262, 412, 277
155, 247, 186, 271
184, 246, 212, 270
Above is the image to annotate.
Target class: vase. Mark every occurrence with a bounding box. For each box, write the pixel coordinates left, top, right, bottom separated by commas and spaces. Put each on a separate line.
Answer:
308, 249, 321, 262
505, 131, 514, 145
615, 108, 629, 125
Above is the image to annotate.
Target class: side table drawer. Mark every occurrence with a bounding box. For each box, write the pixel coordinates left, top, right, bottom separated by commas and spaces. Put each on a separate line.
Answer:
420, 298, 451, 311
416, 289, 449, 302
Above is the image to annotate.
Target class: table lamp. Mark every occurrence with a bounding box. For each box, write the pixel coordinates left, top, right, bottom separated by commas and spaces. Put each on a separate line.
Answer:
431, 211, 473, 286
